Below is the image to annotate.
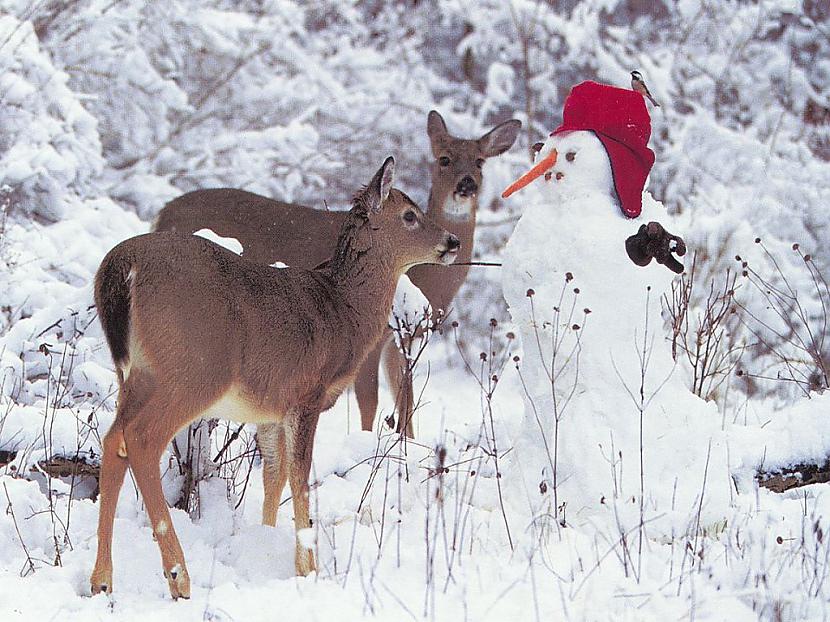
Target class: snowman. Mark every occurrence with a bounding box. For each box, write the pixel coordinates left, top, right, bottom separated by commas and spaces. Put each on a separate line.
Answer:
500, 81, 703, 528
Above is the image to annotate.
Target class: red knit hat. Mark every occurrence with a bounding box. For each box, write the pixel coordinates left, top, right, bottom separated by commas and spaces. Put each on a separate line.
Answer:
503, 81, 655, 218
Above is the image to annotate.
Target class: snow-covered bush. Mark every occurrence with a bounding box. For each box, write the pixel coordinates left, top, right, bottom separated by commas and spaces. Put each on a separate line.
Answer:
0, 15, 102, 222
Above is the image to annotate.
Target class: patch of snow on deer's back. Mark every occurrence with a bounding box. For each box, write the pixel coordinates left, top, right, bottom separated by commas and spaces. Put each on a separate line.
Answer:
194, 229, 244, 255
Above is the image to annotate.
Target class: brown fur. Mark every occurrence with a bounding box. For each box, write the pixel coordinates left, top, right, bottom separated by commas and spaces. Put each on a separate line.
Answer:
154, 112, 520, 436
90, 158, 458, 598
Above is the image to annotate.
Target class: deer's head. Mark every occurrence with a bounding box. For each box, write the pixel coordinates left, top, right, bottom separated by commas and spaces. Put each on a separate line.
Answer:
354, 157, 460, 272
427, 111, 521, 221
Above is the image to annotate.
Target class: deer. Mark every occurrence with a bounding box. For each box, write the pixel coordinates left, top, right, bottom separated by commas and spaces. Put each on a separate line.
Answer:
89, 157, 459, 599
154, 111, 521, 439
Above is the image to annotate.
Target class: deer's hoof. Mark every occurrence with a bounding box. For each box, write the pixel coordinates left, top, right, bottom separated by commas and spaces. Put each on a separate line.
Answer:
295, 547, 316, 577
89, 567, 113, 596
165, 563, 191, 600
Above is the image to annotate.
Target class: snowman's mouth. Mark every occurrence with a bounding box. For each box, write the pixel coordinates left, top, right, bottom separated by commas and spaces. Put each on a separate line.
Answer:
501, 149, 559, 199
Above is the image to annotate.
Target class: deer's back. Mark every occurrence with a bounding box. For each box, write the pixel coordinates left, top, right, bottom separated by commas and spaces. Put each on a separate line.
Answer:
103, 232, 359, 413
155, 188, 346, 268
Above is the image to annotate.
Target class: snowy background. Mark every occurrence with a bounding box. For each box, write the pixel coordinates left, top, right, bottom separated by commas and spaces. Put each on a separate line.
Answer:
1, 1, 830, 620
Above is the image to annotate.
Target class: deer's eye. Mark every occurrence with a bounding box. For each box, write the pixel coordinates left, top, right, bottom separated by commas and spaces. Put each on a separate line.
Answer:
475, 158, 485, 169
438, 156, 451, 167
403, 210, 418, 224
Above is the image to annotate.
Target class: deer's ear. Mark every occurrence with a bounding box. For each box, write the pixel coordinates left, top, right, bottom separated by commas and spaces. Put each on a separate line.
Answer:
427, 110, 449, 157
366, 156, 395, 212
479, 119, 522, 158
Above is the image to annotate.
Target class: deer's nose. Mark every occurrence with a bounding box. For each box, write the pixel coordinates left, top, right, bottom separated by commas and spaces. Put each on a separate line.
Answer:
447, 234, 461, 251
456, 176, 478, 197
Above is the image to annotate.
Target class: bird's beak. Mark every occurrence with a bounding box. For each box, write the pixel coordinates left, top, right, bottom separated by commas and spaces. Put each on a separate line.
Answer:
501, 149, 559, 199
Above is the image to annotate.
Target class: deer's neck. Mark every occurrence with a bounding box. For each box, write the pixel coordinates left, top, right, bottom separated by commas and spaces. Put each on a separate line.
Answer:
428, 190, 475, 264
325, 211, 399, 345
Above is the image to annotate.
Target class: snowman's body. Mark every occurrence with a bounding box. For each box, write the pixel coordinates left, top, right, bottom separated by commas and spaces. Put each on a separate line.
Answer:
503, 131, 705, 524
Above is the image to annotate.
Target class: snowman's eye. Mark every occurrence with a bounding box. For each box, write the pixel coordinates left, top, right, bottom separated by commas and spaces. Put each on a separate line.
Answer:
566, 151, 576, 162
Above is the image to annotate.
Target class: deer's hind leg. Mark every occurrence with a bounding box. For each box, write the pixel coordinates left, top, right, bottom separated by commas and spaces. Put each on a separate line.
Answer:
257, 422, 287, 527
90, 421, 129, 595
121, 387, 205, 600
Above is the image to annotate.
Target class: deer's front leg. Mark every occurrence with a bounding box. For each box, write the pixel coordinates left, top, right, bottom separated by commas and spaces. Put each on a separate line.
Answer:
257, 422, 287, 527
285, 409, 320, 576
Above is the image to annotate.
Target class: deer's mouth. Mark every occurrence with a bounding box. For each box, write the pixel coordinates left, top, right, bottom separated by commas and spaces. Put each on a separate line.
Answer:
443, 195, 475, 222
438, 248, 459, 265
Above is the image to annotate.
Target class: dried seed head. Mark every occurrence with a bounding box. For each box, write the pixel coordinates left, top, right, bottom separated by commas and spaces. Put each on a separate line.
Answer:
755, 237, 761, 243
792, 243, 800, 251
804, 254, 812, 262
451, 320, 459, 328
565, 272, 573, 282
489, 318, 498, 327
526, 288, 535, 297
573, 288, 580, 294
572, 324, 580, 331
584, 308, 592, 315
513, 355, 520, 362
479, 352, 487, 361
735, 255, 742, 261
736, 369, 744, 377
506, 331, 515, 340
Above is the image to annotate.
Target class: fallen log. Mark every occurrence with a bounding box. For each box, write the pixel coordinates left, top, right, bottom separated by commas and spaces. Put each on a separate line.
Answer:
0, 449, 17, 468
758, 459, 830, 493
34, 455, 100, 480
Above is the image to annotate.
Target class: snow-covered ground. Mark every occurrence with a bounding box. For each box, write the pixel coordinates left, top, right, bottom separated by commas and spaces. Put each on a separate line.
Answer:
2, 332, 830, 621
1, 2, 830, 620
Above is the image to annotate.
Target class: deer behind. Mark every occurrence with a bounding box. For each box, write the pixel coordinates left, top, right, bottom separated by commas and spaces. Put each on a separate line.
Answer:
90, 157, 459, 599
154, 112, 520, 436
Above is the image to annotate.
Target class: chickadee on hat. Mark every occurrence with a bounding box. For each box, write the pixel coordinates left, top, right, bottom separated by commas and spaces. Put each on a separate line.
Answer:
502, 80, 655, 218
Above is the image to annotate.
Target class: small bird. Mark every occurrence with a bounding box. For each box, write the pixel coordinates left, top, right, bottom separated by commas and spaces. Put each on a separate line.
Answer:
631, 71, 660, 107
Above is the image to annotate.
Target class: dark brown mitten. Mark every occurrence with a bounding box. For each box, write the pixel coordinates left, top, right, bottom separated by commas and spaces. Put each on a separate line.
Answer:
625, 221, 687, 274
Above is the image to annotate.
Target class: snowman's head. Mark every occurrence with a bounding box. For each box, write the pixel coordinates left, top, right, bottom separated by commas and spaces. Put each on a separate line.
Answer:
503, 130, 615, 201
500, 82, 657, 217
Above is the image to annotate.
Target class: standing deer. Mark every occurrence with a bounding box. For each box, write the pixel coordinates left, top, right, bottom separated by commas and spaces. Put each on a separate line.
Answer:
154, 111, 521, 438
90, 157, 459, 598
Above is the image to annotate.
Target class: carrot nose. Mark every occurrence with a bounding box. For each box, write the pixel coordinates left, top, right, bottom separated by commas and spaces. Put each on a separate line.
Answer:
501, 149, 559, 199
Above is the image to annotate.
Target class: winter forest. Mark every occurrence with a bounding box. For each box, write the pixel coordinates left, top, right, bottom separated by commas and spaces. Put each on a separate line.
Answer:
1, 0, 830, 620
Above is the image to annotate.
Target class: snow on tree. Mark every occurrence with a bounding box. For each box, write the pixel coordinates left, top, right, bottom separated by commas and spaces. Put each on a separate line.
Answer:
0, 14, 102, 222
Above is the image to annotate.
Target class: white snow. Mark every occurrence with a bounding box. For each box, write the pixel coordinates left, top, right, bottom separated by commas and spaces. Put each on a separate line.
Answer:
0, 3, 829, 620
388, 275, 432, 341
193, 228, 244, 255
